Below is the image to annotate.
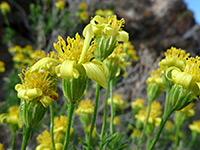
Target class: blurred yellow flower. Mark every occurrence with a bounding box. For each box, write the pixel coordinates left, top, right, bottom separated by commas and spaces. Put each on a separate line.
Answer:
165, 120, 174, 131
123, 41, 139, 62
0, 61, 5, 73
55, 0, 65, 11
135, 101, 162, 126
0, 106, 22, 129
0, 143, 4, 150
108, 94, 126, 110
80, 11, 89, 21
54, 115, 74, 135
113, 116, 120, 126
130, 128, 141, 139
76, 99, 94, 115
79, 2, 87, 11
0, 1, 10, 14
95, 9, 114, 17
159, 47, 190, 70
36, 130, 63, 150
15, 68, 58, 107
131, 98, 145, 110
189, 120, 200, 133
87, 124, 96, 138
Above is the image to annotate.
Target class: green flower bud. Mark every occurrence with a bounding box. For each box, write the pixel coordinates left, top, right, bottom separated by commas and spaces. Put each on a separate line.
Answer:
20, 99, 47, 128
147, 83, 162, 102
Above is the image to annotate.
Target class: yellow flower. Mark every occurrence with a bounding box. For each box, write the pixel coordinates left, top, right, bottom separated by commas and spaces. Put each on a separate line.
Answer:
13, 53, 24, 62
130, 127, 141, 139
104, 44, 131, 78
189, 120, 200, 133
95, 9, 114, 17
87, 124, 96, 138
9, 45, 22, 54
79, 2, 87, 11
31, 30, 108, 89
108, 94, 126, 110
80, 11, 89, 21
131, 98, 145, 110
36, 130, 63, 150
15, 68, 58, 107
178, 102, 195, 117
135, 101, 162, 126
165, 120, 174, 131
0, 1, 10, 14
83, 15, 128, 42
54, 115, 74, 134
146, 68, 164, 90
55, 0, 65, 11
76, 99, 94, 115
0, 143, 4, 150
166, 56, 200, 95
0, 61, 5, 73
0, 106, 22, 128
113, 116, 120, 126
159, 47, 190, 70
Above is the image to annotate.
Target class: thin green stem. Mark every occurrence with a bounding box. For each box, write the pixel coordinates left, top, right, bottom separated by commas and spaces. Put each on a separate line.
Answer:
109, 80, 114, 136
50, 103, 55, 150
100, 79, 110, 149
88, 83, 100, 150
148, 109, 174, 150
174, 124, 181, 150
3, 14, 10, 27
188, 131, 198, 148
137, 100, 152, 150
146, 134, 151, 150
63, 102, 75, 150
21, 126, 32, 150
11, 131, 16, 150
164, 89, 170, 115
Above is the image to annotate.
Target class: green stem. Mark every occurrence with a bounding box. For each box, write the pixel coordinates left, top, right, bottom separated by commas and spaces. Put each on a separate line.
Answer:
63, 102, 75, 150
148, 109, 174, 150
164, 89, 170, 115
21, 126, 32, 150
188, 131, 198, 148
88, 83, 100, 150
174, 124, 181, 150
109, 80, 114, 136
50, 103, 55, 150
3, 14, 10, 27
137, 100, 152, 150
100, 80, 110, 149
146, 134, 151, 150
11, 131, 16, 150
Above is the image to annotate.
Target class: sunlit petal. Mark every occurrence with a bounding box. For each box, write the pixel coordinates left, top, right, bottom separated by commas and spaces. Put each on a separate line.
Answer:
60, 60, 79, 78
117, 31, 129, 42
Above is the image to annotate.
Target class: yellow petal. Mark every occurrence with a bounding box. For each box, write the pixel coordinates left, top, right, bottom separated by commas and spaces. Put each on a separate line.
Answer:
40, 96, 53, 108
17, 89, 30, 100
117, 31, 129, 42
26, 88, 43, 99
82, 60, 108, 89
60, 60, 79, 78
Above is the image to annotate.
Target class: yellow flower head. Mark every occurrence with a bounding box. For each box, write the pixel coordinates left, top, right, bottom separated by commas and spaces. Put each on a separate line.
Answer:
104, 44, 131, 78
55, 0, 65, 11
9, 45, 22, 54
159, 47, 190, 70
95, 9, 114, 18
0, 143, 4, 150
113, 116, 120, 126
146, 68, 164, 90
54, 115, 74, 134
76, 99, 94, 115
80, 11, 89, 21
0, 106, 22, 128
83, 15, 129, 42
166, 56, 200, 95
79, 2, 87, 11
0, 1, 10, 14
0, 61, 5, 73
108, 94, 126, 110
131, 98, 145, 110
165, 120, 174, 131
87, 124, 96, 138
135, 101, 162, 126
15, 68, 58, 107
189, 120, 200, 133
178, 102, 195, 117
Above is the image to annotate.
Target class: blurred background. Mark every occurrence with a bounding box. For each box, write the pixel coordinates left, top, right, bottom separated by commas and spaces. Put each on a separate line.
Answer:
0, 0, 200, 149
